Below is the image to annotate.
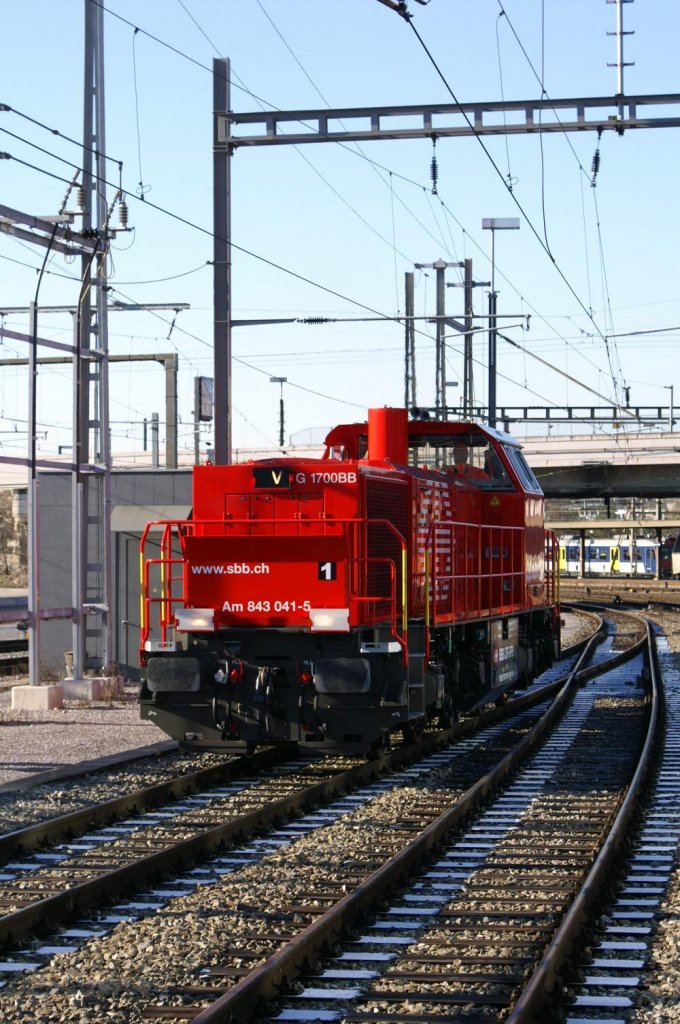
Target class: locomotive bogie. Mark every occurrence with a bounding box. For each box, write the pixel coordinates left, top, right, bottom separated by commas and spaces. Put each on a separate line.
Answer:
140, 606, 557, 752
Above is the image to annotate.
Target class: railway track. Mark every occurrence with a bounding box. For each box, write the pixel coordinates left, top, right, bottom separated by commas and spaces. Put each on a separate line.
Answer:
0, 654, 585, 951
166, 617, 654, 1024
0, 608, 664, 1023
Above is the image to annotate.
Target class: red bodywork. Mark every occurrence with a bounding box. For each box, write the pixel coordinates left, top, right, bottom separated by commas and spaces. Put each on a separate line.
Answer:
140, 408, 558, 661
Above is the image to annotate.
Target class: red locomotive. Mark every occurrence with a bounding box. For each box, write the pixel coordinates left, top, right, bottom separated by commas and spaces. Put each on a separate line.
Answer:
139, 407, 560, 753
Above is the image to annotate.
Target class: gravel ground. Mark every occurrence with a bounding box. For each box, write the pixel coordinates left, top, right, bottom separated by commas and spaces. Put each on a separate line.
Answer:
0, 682, 172, 789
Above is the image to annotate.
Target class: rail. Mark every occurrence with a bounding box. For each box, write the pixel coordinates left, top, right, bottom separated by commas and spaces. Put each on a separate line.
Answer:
179, 615, 642, 1024
505, 616, 659, 1022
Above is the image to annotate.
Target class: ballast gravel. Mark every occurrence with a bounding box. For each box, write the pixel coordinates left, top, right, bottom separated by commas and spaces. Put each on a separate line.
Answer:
0, 604, 679, 1021
0, 779, 466, 1023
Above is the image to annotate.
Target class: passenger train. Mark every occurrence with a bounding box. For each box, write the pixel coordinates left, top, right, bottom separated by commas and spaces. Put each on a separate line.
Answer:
559, 535, 675, 578
138, 407, 561, 754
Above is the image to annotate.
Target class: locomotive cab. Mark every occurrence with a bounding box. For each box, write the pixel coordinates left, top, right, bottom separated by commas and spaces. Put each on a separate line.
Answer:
139, 407, 560, 754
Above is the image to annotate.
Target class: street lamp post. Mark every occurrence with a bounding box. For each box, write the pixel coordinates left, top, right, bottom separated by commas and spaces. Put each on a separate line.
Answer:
482, 218, 520, 428
664, 384, 674, 432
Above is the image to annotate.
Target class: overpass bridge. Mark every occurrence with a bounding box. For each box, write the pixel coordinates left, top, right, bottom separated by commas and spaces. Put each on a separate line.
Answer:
520, 430, 680, 499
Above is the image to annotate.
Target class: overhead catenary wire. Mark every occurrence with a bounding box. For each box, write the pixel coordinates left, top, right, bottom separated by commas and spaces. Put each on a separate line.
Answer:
0, 150, 669, 421
398, 9, 620, 365
131, 28, 150, 200
0, 148, 468, 352
492, 0, 622, 393
2, 89, 590, 376
82, 0, 626, 312
67, 1, 578, 297
0, 7, 663, 419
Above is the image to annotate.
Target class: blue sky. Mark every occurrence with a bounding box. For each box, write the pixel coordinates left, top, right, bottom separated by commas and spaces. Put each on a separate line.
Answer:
1, 0, 679, 468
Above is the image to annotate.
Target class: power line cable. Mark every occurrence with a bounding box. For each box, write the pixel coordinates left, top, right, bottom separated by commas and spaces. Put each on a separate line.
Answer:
401, 12, 615, 353
102, 284, 366, 410
175, 0, 221, 55
494, 0, 617, 393
73, 2, 489, 258
0, 149, 441, 341
432, 193, 609, 382
1, 149, 612, 412
0, 102, 122, 168
494, 9, 516, 192
131, 28, 150, 200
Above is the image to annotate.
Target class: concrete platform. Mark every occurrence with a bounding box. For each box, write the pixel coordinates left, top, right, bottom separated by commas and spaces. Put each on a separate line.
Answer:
11, 684, 64, 710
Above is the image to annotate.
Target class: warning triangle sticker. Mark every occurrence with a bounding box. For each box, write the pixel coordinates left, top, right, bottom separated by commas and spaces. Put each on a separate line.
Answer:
489, 496, 501, 507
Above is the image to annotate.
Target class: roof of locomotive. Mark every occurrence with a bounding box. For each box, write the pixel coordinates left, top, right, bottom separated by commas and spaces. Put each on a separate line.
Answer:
323, 415, 520, 459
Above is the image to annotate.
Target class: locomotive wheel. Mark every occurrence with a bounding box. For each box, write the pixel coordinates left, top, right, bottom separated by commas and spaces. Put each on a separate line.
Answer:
404, 719, 425, 744
437, 703, 454, 729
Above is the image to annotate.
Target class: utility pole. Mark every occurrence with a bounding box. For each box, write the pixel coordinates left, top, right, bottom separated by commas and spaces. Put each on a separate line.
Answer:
482, 218, 520, 429
213, 58, 232, 464
414, 260, 461, 418
463, 259, 473, 417
0, 220, 101, 686
28, 302, 40, 685
665, 385, 674, 432
71, 0, 112, 679
150, 413, 159, 469
270, 377, 288, 448
404, 271, 416, 410
446, 259, 488, 418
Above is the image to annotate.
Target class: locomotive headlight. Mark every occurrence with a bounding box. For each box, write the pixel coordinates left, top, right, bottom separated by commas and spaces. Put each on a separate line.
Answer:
309, 608, 350, 632
175, 608, 214, 632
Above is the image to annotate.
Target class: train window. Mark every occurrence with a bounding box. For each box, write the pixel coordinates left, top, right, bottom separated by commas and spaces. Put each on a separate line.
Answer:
409, 435, 514, 490
313, 658, 370, 694
503, 446, 541, 492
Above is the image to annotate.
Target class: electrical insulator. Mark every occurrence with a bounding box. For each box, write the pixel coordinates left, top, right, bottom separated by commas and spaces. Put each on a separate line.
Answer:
430, 135, 439, 195
430, 154, 438, 195
118, 200, 129, 229
591, 150, 600, 181
76, 186, 86, 210
591, 129, 602, 188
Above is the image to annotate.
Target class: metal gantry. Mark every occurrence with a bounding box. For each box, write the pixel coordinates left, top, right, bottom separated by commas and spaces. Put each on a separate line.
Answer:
213, 89, 680, 461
